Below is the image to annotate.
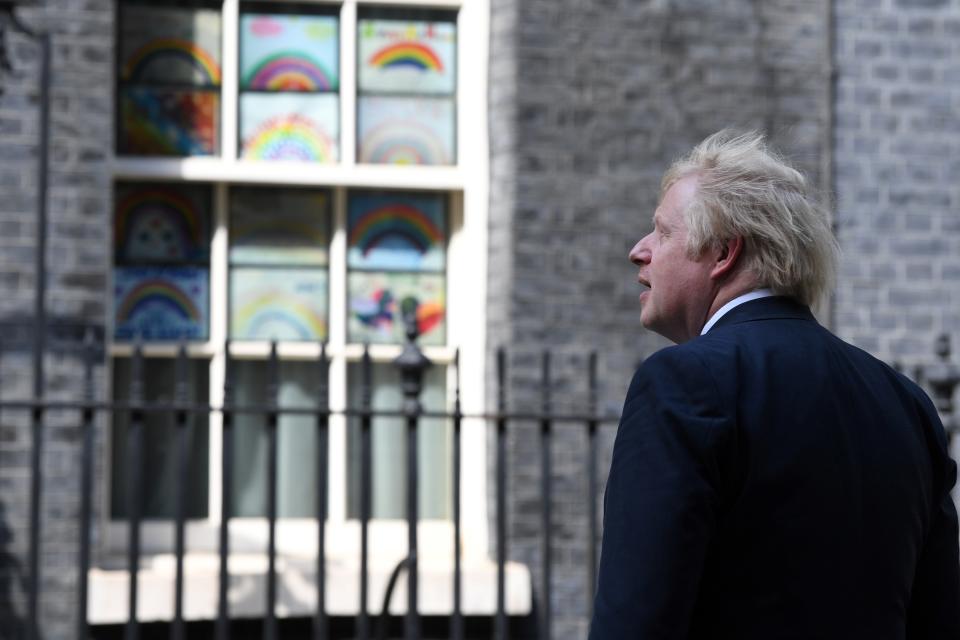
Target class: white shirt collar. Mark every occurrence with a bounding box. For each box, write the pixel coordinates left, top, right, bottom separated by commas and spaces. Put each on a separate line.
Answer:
700, 289, 775, 335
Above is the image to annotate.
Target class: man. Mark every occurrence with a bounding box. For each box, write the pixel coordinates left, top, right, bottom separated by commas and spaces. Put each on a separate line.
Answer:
590, 131, 960, 638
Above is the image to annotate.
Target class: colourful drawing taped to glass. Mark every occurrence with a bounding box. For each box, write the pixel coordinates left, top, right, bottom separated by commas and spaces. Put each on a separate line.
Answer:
240, 13, 339, 91
358, 19, 455, 94
348, 272, 445, 345
119, 88, 218, 156
230, 188, 329, 266
231, 268, 328, 341
115, 183, 210, 263
240, 93, 338, 162
120, 6, 222, 86
348, 192, 445, 271
114, 266, 209, 341
358, 96, 453, 165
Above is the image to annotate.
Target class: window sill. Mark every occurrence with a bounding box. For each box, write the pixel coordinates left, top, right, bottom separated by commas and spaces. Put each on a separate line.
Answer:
88, 551, 531, 624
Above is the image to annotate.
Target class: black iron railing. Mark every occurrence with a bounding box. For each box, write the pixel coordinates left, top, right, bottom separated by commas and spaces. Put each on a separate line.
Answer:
0, 319, 616, 640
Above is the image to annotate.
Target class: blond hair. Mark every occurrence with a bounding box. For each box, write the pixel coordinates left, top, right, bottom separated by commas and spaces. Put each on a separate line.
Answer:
662, 130, 838, 306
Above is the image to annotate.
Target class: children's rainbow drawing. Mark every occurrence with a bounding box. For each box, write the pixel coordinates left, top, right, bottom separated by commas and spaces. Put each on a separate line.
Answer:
232, 291, 327, 341
244, 53, 334, 91
121, 89, 217, 156
115, 187, 204, 259
242, 114, 335, 162
349, 204, 443, 256
117, 278, 201, 323
348, 273, 445, 345
123, 38, 221, 84
368, 41, 443, 72
359, 120, 450, 165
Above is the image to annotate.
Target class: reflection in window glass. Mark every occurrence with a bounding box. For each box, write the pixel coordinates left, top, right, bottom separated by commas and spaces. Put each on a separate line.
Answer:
231, 360, 326, 518
117, 3, 221, 156
239, 8, 340, 163
346, 363, 449, 520
111, 358, 210, 519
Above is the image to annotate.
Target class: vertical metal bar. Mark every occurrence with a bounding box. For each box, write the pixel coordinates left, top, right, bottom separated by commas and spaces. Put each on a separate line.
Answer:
358, 345, 372, 640
264, 342, 279, 640
540, 352, 552, 640
27, 32, 52, 640
171, 344, 189, 640
125, 341, 145, 640
314, 342, 329, 640
77, 328, 96, 640
216, 341, 234, 640
495, 348, 508, 640
405, 402, 419, 640
451, 349, 463, 640
586, 353, 598, 615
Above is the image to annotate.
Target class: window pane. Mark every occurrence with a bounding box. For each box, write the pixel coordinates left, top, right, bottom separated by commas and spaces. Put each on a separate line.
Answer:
348, 272, 445, 346
119, 88, 219, 157
231, 360, 325, 518
115, 183, 210, 264
111, 357, 210, 519
239, 93, 338, 162
240, 13, 339, 91
119, 5, 222, 87
230, 188, 329, 266
230, 268, 328, 341
357, 96, 454, 166
348, 192, 446, 271
114, 266, 209, 341
357, 18, 455, 94
346, 363, 449, 520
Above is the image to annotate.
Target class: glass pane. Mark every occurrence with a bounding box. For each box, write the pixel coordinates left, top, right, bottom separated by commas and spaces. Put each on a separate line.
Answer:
230, 187, 329, 266
119, 5, 222, 87
348, 192, 445, 271
119, 87, 219, 156
358, 19, 455, 94
115, 183, 210, 264
114, 266, 209, 341
230, 268, 327, 341
240, 93, 338, 162
346, 363, 449, 520
231, 360, 325, 518
357, 96, 454, 165
348, 272, 445, 346
240, 13, 339, 91
111, 357, 210, 519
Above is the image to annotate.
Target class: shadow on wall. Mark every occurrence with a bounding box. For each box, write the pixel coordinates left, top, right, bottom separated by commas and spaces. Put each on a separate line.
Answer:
0, 499, 26, 638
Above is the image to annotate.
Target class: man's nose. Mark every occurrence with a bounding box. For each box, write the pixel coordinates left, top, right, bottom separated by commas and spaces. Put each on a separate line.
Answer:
629, 234, 652, 266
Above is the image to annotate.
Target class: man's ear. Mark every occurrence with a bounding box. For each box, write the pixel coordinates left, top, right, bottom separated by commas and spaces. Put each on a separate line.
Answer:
710, 236, 744, 280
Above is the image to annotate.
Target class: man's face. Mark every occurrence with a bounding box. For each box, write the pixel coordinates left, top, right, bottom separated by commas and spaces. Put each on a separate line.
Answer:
628, 175, 718, 343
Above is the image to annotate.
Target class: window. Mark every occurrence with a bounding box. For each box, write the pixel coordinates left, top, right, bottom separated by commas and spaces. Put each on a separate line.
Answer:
107, 0, 489, 567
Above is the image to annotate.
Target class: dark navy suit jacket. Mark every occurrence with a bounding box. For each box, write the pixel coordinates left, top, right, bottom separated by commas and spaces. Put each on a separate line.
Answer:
590, 296, 960, 639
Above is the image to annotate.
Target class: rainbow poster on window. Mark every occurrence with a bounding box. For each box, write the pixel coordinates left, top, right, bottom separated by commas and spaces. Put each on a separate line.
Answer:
348, 272, 445, 345
114, 267, 209, 341
348, 193, 445, 271
230, 188, 329, 266
231, 268, 328, 341
120, 6, 222, 86
358, 96, 453, 166
240, 93, 338, 163
115, 183, 209, 263
240, 13, 339, 91
119, 88, 218, 157
358, 19, 455, 94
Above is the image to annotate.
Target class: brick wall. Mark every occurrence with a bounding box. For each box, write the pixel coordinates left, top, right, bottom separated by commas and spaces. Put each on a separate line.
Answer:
833, 0, 960, 367
0, 2, 112, 637
486, 0, 829, 636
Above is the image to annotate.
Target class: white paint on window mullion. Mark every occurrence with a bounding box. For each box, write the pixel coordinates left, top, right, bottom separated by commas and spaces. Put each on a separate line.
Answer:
327, 186, 349, 522
220, 0, 240, 160
340, 1, 358, 166
207, 182, 230, 526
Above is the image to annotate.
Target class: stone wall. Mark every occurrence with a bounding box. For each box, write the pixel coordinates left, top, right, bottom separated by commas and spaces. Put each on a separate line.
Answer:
486, 0, 829, 636
0, 1, 112, 637
833, 0, 960, 367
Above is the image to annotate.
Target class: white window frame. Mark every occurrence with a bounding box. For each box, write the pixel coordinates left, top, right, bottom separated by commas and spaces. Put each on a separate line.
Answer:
102, 0, 491, 586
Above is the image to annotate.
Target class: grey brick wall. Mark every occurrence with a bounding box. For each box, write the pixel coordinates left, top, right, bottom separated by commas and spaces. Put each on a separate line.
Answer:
833, 0, 960, 367
0, 1, 112, 637
487, 1, 829, 636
